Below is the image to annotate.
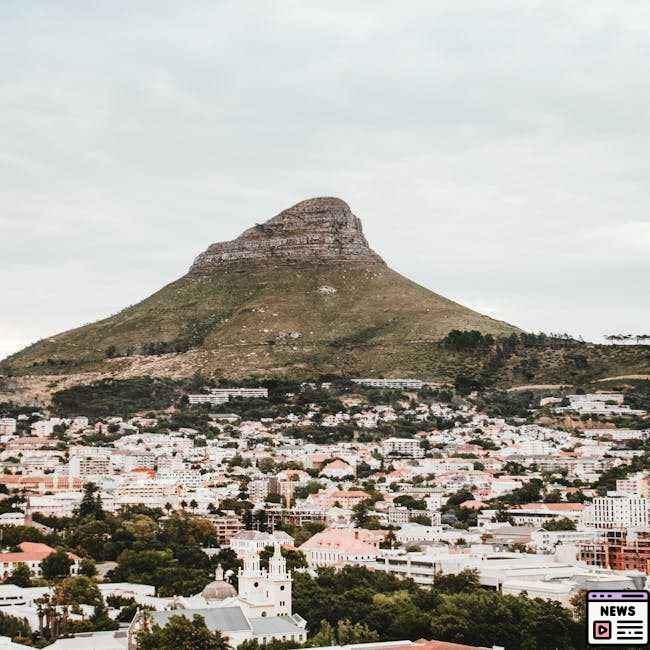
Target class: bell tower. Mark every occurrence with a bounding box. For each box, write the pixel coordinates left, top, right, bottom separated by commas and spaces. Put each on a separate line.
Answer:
236, 545, 292, 616
237, 551, 267, 606
267, 544, 292, 616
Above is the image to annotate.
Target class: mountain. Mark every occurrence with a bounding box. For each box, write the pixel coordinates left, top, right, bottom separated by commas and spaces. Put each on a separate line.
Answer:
3, 197, 520, 381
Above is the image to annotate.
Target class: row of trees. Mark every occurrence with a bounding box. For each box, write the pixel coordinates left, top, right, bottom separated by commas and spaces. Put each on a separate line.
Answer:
605, 333, 650, 344
292, 565, 585, 649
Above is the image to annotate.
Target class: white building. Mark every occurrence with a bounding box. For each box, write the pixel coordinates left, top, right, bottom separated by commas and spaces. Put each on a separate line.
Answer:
69, 455, 111, 478
210, 388, 269, 399
31, 420, 54, 436
229, 530, 294, 558
530, 528, 601, 552
585, 497, 650, 529
27, 493, 83, 518
382, 437, 424, 458
387, 506, 410, 525
0, 418, 17, 436
351, 379, 424, 390
128, 546, 306, 648
395, 523, 444, 544
188, 394, 229, 406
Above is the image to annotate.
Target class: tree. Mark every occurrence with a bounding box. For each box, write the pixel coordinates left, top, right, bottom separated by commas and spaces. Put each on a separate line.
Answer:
79, 557, 98, 577
310, 619, 379, 645
136, 613, 231, 650
53, 576, 103, 608
352, 499, 375, 527
394, 495, 426, 510
0, 611, 31, 643
433, 569, 481, 594
410, 514, 431, 526
78, 482, 104, 520
259, 546, 307, 572
41, 550, 74, 580
429, 590, 579, 650
5, 562, 31, 588
542, 517, 576, 531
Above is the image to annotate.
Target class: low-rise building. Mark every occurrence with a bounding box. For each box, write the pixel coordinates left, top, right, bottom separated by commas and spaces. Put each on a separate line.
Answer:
0, 543, 80, 579
382, 437, 424, 458
229, 530, 294, 557
299, 528, 380, 567
584, 497, 650, 529
580, 528, 650, 573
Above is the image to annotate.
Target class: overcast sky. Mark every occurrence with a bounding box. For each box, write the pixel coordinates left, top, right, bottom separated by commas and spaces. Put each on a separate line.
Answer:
2, 1, 649, 360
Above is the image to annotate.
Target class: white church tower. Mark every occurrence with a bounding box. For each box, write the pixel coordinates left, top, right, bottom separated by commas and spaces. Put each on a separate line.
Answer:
237, 544, 292, 617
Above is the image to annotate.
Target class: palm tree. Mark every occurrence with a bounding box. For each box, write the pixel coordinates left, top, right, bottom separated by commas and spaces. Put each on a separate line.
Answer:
180, 500, 188, 511
189, 499, 198, 513
164, 502, 173, 514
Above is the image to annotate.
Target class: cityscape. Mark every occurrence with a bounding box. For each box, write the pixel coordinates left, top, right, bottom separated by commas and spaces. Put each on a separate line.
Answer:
3, 2, 649, 649
0, 372, 648, 648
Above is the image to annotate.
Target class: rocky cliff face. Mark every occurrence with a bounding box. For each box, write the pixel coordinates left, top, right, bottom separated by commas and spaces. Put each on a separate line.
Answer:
189, 197, 385, 274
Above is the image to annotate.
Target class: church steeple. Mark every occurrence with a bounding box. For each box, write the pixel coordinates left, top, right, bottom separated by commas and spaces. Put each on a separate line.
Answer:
236, 545, 292, 617
241, 550, 263, 577
269, 543, 287, 577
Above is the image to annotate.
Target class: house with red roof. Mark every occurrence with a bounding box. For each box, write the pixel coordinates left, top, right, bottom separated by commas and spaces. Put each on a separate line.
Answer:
0, 542, 80, 579
319, 459, 355, 478
299, 528, 380, 567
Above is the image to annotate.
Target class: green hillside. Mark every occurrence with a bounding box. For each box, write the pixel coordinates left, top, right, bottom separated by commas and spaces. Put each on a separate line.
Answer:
2, 265, 518, 379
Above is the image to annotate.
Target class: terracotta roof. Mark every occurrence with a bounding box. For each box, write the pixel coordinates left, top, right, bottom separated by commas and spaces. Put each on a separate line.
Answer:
0, 542, 79, 563
321, 460, 353, 470
406, 641, 491, 650
518, 502, 586, 511
332, 490, 368, 498
0, 476, 83, 488
300, 531, 377, 555
459, 500, 487, 510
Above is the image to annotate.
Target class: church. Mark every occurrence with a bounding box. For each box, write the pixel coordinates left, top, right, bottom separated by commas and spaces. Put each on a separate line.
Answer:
127, 545, 307, 648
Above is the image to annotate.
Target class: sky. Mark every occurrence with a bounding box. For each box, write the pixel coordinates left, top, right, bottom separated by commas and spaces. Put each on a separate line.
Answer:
2, 1, 649, 360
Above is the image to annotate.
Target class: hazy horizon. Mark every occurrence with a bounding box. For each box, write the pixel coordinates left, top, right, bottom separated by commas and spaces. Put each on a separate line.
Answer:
2, 2, 649, 360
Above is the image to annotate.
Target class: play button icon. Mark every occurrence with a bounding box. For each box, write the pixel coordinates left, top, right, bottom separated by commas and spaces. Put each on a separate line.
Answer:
593, 621, 612, 639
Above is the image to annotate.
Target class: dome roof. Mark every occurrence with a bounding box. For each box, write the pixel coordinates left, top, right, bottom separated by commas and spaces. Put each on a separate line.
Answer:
201, 579, 236, 601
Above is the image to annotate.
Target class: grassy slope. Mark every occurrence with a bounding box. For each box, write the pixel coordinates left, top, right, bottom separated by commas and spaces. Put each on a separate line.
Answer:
6, 264, 648, 384
3, 265, 517, 378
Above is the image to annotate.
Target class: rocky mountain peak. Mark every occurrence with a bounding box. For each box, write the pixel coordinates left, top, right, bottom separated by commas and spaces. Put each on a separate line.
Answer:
189, 197, 385, 274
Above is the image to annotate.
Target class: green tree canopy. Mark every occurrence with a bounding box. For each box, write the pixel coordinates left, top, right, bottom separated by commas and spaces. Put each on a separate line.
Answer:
136, 614, 231, 650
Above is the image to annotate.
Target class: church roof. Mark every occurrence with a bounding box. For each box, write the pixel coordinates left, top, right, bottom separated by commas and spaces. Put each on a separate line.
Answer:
149, 607, 251, 632
249, 615, 306, 635
201, 579, 237, 601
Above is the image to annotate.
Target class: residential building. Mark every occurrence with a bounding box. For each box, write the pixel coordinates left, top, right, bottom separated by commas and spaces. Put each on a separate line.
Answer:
507, 503, 587, 526
299, 528, 380, 567
229, 530, 294, 558
69, 455, 111, 478
0, 543, 80, 579
210, 388, 269, 399
0, 418, 17, 436
382, 437, 424, 458
188, 394, 229, 406
580, 529, 650, 573
584, 497, 650, 529
351, 379, 424, 389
